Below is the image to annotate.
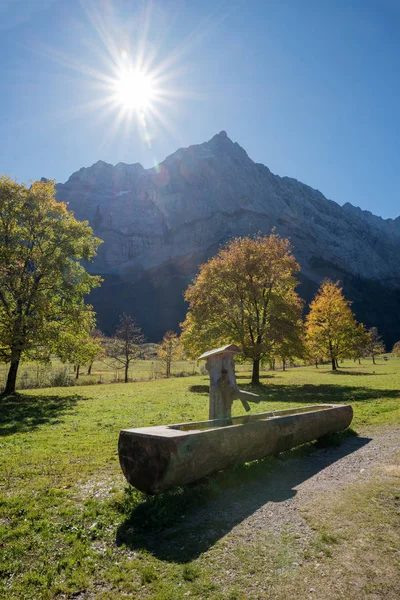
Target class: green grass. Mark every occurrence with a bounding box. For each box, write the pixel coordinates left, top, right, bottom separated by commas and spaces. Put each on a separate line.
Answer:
1, 358, 399, 599
0, 357, 201, 390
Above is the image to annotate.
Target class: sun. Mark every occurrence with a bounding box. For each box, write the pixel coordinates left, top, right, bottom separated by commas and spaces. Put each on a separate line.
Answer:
114, 68, 155, 112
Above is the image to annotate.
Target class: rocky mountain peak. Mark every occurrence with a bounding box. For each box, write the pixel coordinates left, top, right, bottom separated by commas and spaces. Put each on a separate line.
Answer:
54, 133, 400, 344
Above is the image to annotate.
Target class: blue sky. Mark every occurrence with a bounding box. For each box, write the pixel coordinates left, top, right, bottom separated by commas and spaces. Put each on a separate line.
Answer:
1, 0, 399, 219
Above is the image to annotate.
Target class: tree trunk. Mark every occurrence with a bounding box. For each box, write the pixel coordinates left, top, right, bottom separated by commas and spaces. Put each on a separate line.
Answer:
4, 355, 21, 394
87, 363, 92, 375
124, 362, 129, 383
329, 341, 336, 371
166, 360, 170, 378
335, 359, 339, 369
75, 365, 80, 380
282, 358, 286, 371
251, 359, 260, 385
315, 359, 318, 368
372, 355, 376, 365
358, 358, 361, 365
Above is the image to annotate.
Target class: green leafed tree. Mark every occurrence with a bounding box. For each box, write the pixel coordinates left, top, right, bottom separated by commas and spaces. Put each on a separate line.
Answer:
86, 329, 105, 375
181, 233, 303, 385
305, 280, 359, 371
56, 319, 104, 380
0, 176, 102, 394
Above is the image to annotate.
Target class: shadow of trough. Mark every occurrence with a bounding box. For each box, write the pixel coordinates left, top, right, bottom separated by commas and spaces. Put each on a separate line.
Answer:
243, 382, 400, 404
0, 393, 82, 436
116, 434, 371, 563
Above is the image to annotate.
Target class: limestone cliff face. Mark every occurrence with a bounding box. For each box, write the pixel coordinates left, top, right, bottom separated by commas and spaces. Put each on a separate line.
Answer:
55, 132, 400, 342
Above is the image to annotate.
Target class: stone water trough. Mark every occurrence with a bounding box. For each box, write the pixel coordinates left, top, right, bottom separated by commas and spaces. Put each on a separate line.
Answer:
118, 345, 353, 494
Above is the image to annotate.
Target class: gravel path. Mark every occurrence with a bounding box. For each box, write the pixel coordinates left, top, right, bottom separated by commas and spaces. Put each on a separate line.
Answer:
144, 427, 400, 561
237, 426, 400, 533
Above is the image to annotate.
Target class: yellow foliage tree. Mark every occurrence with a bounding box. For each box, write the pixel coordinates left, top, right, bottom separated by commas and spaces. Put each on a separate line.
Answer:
181, 233, 303, 384
392, 341, 400, 357
305, 280, 358, 371
157, 331, 183, 377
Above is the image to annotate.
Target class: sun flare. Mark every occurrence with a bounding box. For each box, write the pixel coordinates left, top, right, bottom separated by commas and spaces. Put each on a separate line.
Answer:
114, 68, 155, 111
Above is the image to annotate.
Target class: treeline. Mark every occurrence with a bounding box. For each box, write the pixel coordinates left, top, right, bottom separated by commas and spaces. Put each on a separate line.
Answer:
0, 177, 396, 394
56, 317, 184, 383
0, 177, 183, 392
179, 234, 392, 384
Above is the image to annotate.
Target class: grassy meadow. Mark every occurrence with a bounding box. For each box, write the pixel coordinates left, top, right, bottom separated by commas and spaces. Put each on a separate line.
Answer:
0, 358, 399, 599
0, 357, 201, 391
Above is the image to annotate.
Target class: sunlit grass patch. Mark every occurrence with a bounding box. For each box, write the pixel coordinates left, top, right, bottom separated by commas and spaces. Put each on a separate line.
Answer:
0, 358, 399, 598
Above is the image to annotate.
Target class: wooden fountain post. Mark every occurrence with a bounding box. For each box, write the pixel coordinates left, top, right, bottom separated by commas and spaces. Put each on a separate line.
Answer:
199, 344, 260, 420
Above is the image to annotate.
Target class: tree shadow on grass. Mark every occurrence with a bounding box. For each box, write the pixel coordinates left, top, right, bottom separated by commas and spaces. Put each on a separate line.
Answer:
241, 382, 400, 404
331, 370, 380, 376
0, 393, 83, 437
235, 374, 275, 380
116, 433, 371, 563
187, 379, 399, 406
188, 385, 209, 394
188, 376, 274, 393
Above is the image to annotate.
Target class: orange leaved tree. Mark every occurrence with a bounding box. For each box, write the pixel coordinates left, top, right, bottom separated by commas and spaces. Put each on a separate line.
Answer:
181, 233, 303, 385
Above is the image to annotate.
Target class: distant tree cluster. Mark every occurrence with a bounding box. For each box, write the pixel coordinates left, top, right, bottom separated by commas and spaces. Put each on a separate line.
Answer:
181, 233, 387, 380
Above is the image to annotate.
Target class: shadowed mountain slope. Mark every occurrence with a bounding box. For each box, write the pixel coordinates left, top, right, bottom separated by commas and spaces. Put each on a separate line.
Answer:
55, 132, 400, 346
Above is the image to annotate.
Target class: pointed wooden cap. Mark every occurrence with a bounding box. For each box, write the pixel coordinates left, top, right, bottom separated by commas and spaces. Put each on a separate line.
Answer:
198, 344, 242, 360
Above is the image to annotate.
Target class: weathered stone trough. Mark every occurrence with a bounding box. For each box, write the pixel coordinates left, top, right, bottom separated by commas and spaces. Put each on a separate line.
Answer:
118, 403, 353, 494
118, 344, 353, 494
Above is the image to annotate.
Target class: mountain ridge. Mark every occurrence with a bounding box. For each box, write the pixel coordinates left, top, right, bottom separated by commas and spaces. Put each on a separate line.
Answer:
54, 132, 400, 345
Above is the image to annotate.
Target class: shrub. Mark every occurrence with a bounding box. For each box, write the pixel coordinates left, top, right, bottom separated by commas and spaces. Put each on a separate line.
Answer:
49, 367, 75, 387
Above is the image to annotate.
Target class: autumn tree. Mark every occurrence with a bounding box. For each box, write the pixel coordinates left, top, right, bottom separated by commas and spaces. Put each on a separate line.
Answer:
275, 320, 305, 371
367, 327, 385, 364
181, 233, 303, 385
106, 314, 144, 383
157, 331, 183, 377
305, 280, 358, 371
305, 335, 323, 368
392, 341, 400, 357
0, 176, 102, 394
351, 322, 371, 364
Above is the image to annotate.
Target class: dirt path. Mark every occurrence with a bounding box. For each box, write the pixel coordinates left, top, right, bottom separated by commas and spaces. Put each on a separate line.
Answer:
234, 426, 400, 539
141, 427, 400, 562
